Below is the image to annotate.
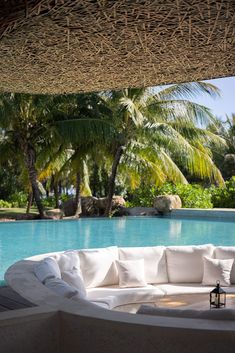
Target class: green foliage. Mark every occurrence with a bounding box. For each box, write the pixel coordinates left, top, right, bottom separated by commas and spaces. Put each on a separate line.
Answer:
0, 200, 12, 208
9, 192, 28, 208
127, 183, 213, 208
211, 177, 235, 208
42, 194, 71, 207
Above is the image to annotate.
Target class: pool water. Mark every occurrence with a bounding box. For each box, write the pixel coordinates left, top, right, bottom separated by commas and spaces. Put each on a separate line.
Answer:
0, 216, 235, 283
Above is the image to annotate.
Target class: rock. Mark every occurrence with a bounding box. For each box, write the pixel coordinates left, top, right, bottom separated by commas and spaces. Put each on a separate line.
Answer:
97, 196, 126, 212
154, 195, 182, 214
0, 218, 15, 222
118, 207, 158, 216
63, 195, 126, 217
45, 208, 64, 219
62, 199, 77, 217
81, 196, 99, 216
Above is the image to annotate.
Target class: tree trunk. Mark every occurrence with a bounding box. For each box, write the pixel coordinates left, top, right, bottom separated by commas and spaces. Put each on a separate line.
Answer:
75, 172, 82, 217
104, 146, 124, 217
24, 143, 45, 218
52, 175, 59, 208
26, 192, 33, 214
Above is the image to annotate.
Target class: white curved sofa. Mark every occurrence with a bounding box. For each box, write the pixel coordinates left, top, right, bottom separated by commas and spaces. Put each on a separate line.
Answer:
5, 244, 235, 310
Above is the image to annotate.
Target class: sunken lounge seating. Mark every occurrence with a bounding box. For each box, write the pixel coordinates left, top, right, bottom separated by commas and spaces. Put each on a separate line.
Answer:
5, 244, 235, 310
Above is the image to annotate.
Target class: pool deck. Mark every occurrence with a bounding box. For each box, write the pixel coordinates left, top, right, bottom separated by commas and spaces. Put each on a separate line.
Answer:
0, 286, 35, 312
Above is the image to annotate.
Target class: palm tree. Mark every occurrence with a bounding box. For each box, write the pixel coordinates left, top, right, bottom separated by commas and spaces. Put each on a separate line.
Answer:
207, 114, 235, 179
104, 83, 225, 216
0, 92, 114, 218
0, 94, 54, 217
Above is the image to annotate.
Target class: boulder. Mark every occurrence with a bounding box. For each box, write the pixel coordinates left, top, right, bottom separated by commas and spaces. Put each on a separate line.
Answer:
63, 195, 126, 216
96, 196, 126, 214
154, 195, 182, 214
81, 196, 99, 216
45, 208, 64, 219
62, 199, 77, 217
118, 207, 158, 216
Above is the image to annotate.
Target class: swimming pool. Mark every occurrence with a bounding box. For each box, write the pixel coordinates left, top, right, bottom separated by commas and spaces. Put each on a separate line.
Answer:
0, 216, 235, 283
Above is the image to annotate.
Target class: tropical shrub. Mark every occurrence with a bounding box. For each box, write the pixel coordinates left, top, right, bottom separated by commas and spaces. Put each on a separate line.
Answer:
211, 177, 235, 208
127, 183, 213, 208
0, 200, 12, 208
42, 194, 71, 207
9, 192, 28, 208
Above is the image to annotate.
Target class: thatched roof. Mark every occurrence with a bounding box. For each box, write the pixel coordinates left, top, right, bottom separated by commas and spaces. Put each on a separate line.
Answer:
0, 0, 234, 94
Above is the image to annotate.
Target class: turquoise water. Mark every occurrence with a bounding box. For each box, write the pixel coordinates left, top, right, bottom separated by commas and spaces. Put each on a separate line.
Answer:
0, 216, 235, 283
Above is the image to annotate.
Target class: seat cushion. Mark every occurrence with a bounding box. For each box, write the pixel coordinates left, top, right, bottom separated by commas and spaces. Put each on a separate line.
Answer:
79, 246, 119, 288
215, 247, 235, 284
87, 284, 165, 309
166, 244, 214, 283
119, 246, 168, 284
155, 283, 215, 295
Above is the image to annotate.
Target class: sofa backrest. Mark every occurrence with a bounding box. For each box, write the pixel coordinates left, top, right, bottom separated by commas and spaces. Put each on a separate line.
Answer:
118, 246, 168, 284
78, 246, 119, 288
165, 244, 214, 283
215, 247, 235, 284
28, 244, 235, 288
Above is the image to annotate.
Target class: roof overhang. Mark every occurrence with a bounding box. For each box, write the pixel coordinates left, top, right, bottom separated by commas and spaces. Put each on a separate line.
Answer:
0, 0, 234, 94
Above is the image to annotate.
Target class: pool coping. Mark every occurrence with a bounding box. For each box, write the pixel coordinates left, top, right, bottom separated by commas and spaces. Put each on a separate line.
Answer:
170, 208, 235, 219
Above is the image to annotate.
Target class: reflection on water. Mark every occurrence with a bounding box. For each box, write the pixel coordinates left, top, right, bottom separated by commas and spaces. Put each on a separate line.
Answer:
169, 220, 182, 239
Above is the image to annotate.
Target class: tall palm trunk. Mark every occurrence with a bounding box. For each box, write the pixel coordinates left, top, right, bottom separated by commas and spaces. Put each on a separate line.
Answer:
23, 141, 45, 218
104, 146, 124, 217
26, 192, 33, 214
75, 172, 82, 217
52, 175, 59, 208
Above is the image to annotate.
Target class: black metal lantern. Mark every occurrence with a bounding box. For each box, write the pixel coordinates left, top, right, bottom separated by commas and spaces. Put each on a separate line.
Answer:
210, 280, 226, 308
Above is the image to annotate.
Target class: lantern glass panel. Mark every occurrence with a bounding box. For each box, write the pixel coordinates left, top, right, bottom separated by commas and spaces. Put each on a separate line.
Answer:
210, 281, 226, 308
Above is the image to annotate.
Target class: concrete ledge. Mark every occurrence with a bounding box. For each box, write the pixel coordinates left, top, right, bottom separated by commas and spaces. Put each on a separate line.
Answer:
1, 301, 235, 353
170, 208, 235, 219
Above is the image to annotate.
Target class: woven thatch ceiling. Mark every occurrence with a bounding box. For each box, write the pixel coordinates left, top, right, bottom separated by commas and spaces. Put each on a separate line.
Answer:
0, 0, 235, 94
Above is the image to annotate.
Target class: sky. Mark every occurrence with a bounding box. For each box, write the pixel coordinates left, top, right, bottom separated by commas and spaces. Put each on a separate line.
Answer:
190, 76, 235, 121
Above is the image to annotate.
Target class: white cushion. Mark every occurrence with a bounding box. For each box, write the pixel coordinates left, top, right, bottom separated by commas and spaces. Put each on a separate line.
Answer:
155, 283, 215, 295
56, 251, 80, 272
62, 269, 87, 299
166, 244, 214, 283
44, 277, 78, 298
79, 246, 119, 288
215, 247, 235, 284
137, 305, 235, 320
202, 257, 234, 286
119, 246, 168, 284
116, 259, 147, 288
34, 257, 61, 283
87, 284, 164, 309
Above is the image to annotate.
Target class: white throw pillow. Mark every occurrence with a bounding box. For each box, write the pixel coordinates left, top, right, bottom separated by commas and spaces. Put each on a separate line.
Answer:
137, 305, 235, 321
116, 259, 147, 288
202, 256, 234, 286
215, 247, 235, 284
119, 246, 168, 284
44, 277, 78, 298
166, 244, 214, 283
34, 257, 61, 283
62, 269, 87, 299
57, 250, 80, 272
79, 246, 119, 288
